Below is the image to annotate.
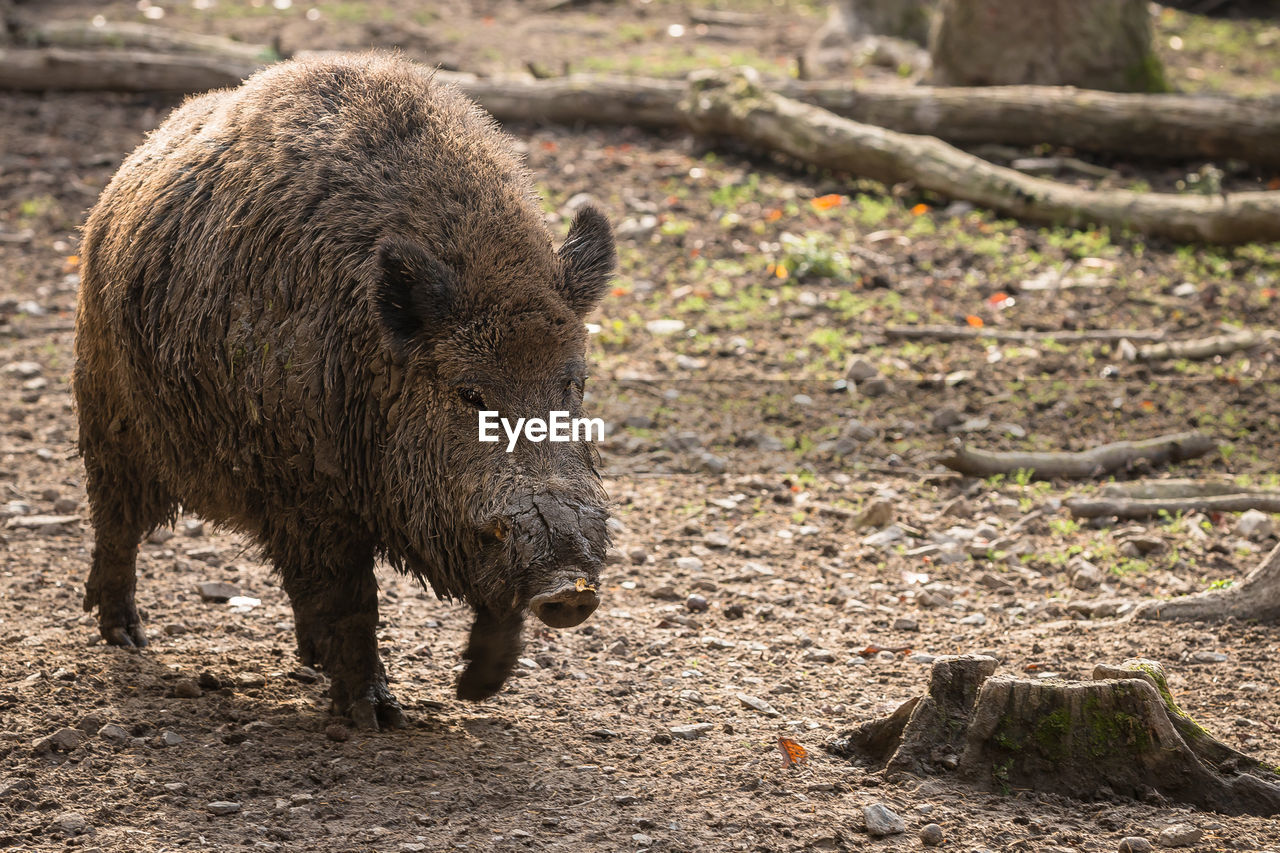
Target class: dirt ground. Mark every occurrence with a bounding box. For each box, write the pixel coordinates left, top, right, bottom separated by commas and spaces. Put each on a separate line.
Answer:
2, 2, 1280, 851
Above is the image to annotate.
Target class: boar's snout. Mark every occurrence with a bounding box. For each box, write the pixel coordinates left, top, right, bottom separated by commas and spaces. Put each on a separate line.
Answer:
530, 575, 600, 628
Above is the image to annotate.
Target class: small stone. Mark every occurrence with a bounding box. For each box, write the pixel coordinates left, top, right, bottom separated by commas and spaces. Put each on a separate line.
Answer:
197, 671, 222, 690
35, 727, 85, 754
723, 603, 745, 619
98, 724, 130, 742
651, 731, 673, 745
1119, 838, 1154, 853
1235, 509, 1274, 541
325, 724, 351, 742
737, 693, 780, 717
675, 556, 704, 572
631, 833, 654, 847
892, 617, 919, 632
669, 723, 713, 740
845, 357, 878, 383
1156, 824, 1202, 848
1190, 651, 1228, 664
804, 649, 837, 663
3, 360, 42, 378
206, 801, 242, 816
919, 823, 944, 846
181, 518, 205, 537
173, 679, 201, 698
234, 671, 266, 689
53, 497, 80, 514
289, 666, 319, 683
862, 803, 906, 837
858, 376, 890, 397
53, 811, 90, 837
628, 547, 649, 565
163, 623, 187, 636
147, 528, 175, 544
958, 612, 987, 626
589, 728, 619, 739
645, 318, 685, 336
685, 594, 709, 612
1068, 555, 1104, 590
154, 730, 184, 748
614, 794, 640, 805
196, 581, 239, 603
165, 782, 188, 793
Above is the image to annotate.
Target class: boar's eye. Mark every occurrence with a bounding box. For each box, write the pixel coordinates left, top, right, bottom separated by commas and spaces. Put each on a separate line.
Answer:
457, 387, 486, 409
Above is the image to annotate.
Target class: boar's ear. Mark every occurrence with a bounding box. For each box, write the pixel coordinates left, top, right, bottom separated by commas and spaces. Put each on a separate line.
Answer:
556, 206, 616, 316
371, 237, 457, 348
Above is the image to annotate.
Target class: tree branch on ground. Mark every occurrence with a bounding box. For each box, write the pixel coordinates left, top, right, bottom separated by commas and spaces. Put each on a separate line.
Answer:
1131, 542, 1280, 623
677, 71, 1280, 243
1067, 493, 1280, 519
5, 33, 1280, 242
1127, 328, 1280, 362
885, 324, 1165, 343
5, 22, 1280, 167
940, 431, 1217, 480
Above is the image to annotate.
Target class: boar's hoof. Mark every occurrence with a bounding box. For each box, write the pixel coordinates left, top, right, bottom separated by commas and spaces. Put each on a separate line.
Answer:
84, 587, 148, 649
340, 690, 408, 731
530, 584, 600, 629
101, 624, 148, 649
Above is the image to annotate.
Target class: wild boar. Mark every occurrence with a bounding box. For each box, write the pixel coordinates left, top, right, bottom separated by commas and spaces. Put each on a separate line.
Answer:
74, 53, 616, 729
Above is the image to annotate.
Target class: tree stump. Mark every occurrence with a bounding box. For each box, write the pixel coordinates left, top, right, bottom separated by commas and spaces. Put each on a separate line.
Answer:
804, 0, 936, 78
930, 0, 1167, 92
830, 656, 1280, 816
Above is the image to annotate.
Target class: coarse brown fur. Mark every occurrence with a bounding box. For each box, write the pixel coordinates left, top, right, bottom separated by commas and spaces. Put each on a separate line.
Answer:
74, 53, 616, 729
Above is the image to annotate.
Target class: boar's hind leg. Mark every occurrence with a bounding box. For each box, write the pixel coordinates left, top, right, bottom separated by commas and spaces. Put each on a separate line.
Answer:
456, 608, 524, 701
81, 440, 173, 649
278, 546, 407, 731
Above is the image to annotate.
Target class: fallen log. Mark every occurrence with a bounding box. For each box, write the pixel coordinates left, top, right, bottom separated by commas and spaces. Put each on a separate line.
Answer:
1067, 492, 1280, 519
678, 71, 1280, 244
1130, 328, 1280, 363
5, 39, 1280, 242
5, 23, 1280, 167
885, 324, 1165, 344
1132, 541, 1280, 623
829, 654, 1280, 815
940, 431, 1216, 480
0, 46, 254, 92
1098, 478, 1248, 499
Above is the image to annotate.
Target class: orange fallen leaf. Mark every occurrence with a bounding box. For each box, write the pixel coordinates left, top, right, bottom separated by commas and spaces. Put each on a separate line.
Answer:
764, 208, 783, 222
1269, 177, 1280, 191
62, 255, 80, 271
610, 287, 630, 297
965, 315, 984, 328
777, 737, 808, 768
775, 265, 789, 280
1262, 288, 1276, 300
1140, 400, 1155, 411
910, 203, 929, 216
811, 194, 843, 211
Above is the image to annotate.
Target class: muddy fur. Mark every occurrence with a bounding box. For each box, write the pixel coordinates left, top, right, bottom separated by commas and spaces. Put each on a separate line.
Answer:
74, 53, 615, 728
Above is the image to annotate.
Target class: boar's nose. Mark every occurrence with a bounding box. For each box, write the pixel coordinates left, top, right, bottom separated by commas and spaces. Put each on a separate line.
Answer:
530, 576, 600, 628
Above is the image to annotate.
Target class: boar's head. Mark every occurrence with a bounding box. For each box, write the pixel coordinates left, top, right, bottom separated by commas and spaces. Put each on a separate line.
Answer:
369, 206, 616, 700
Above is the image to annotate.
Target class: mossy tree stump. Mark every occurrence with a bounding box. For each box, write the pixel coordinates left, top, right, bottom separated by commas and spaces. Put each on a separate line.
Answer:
831, 656, 1280, 816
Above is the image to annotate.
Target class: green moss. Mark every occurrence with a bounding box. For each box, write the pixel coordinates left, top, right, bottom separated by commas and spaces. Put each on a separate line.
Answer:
1125, 51, 1169, 93
1032, 709, 1070, 762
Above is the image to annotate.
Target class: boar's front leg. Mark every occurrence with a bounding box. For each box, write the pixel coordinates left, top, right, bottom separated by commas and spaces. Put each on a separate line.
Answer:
277, 542, 406, 731
456, 608, 523, 701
